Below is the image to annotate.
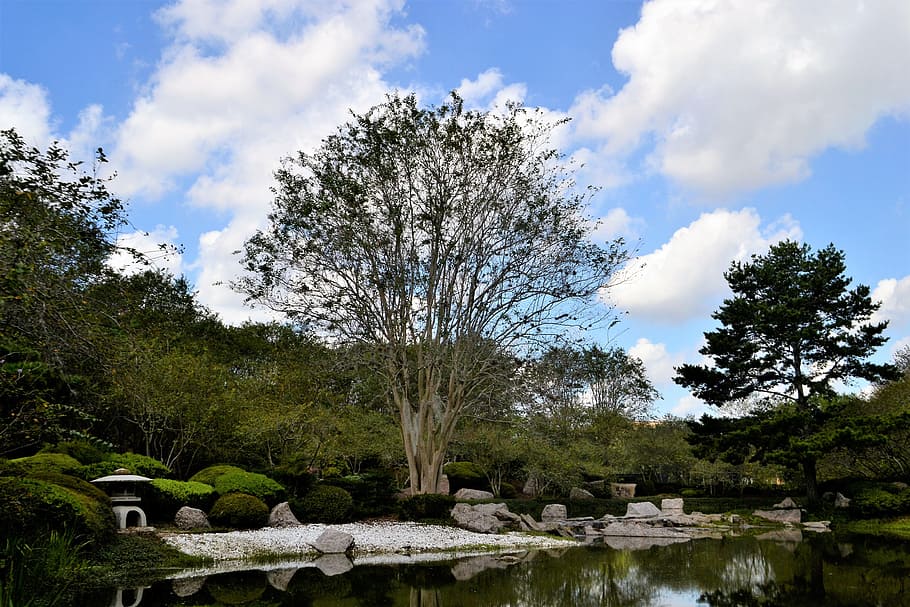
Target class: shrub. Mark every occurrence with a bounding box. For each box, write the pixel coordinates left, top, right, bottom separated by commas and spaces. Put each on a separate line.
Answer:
851, 483, 910, 518
397, 494, 456, 522
293, 484, 354, 523
40, 439, 109, 464
324, 471, 397, 519
0, 476, 114, 543
75, 453, 171, 481
209, 493, 269, 529
0, 458, 25, 477
147, 479, 216, 521
443, 461, 488, 493
188, 464, 247, 486
213, 471, 286, 506
270, 458, 316, 498
11, 453, 82, 475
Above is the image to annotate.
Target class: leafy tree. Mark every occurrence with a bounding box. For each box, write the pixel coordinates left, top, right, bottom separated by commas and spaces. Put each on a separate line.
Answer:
236, 93, 627, 493
584, 345, 658, 420
675, 241, 899, 501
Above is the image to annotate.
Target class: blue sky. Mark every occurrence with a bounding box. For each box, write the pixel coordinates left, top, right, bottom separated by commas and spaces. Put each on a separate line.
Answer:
2, 0, 908, 416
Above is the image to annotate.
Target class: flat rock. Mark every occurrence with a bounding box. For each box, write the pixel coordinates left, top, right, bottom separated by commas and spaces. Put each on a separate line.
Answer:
753, 508, 801, 524
602, 536, 693, 550
773, 497, 797, 509
624, 501, 662, 518
454, 488, 494, 500
570, 487, 596, 500
311, 528, 355, 554
269, 502, 301, 528
661, 498, 684, 514
451, 503, 503, 534
174, 506, 210, 530
541, 504, 567, 522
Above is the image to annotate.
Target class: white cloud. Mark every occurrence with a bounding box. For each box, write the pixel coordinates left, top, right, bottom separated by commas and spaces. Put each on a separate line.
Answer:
0, 75, 54, 145
629, 337, 683, 387
605, 208, 802, 322
872, 275, 910, 328
109, 226, 184, 276
571, 0, 910, 197
671, 394, 711, 419
591, 207, 643, 242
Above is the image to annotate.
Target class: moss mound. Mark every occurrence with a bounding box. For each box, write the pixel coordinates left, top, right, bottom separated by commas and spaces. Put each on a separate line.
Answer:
213, 470, 285, 506
188, 464, 246, 486
209, 493, 269, 529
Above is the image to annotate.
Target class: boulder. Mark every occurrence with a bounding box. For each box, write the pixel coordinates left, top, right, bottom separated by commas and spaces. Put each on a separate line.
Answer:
314, 554, 353, 576
753, 508, 801, 524
610, 483, 636, 498
541, 504, 568, 522
454, 488, 494, 500
174, 506, 210, 530
311, 528, 355, 554
451, 502, 502, 534
624, 501, 661, 518
570, 487, 596, 501
661, 498, 684, 515
269, 502, 301, 528
773, 497, 797, 509
834, 492, 851, 509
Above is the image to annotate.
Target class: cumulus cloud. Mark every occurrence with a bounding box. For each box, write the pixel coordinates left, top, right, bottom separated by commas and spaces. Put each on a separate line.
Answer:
0, 75, 54, 145
109, 226, 184, 276
872, 275, 910, 328
571, 0, 910, 197
605, 208, 802, 322
629, 337, 684, 388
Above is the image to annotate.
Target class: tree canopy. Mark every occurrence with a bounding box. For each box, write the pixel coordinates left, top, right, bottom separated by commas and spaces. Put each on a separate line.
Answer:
237, 93, 628, 492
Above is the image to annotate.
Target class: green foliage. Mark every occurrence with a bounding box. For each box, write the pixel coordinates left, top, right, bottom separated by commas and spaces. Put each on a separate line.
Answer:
443, 461, 488, 492
0, 476, 113, 544
207, 572, 266, 604
850, 483, 910, 518
11, 453, 82, 475
146, 479, 215, 521
40, 440, 109, 464
213, 470, 285, 506
293, 484, 354, 523
87, 534, 202, 585
269, 458, 316, 499
396, 494, 456, 522
208, 493, 269, 529
324, 471, 397, 519
188, 464, 246, 486
75, 452, 170, 481
0, 530, 88, 607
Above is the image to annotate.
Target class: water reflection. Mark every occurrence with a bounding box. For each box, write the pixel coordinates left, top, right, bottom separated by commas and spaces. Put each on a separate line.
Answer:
96, 534, 910, 606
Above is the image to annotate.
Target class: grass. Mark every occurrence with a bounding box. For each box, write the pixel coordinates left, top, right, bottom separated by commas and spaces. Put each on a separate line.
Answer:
83, 534, 207, 586
840, 517, 910, 540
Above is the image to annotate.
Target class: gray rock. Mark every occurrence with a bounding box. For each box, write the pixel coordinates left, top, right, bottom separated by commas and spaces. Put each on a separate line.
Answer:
454, 488, 494, 500
834, 492, 851, 509
438, 474, 450, 495
756, 529, 803, 544
266, 568, 297, 591
172, 576, 206, 597
311, 528, 355, 554
523, 476, 540, 497
610, 483, 636, 498
602, 536, 692, 550
174, 506, 210, 530
541, 504, 568, 522
520, 513, 544, 531
451, 555, 511, 581
451, 503, 502, 534
624, 501, 661, 518
269, 502, 301, 528
773, 497, 797, 509
570, 487, 596, 501
661, 498, 684, 514
753, 508, 801, 524
314, 554, 353, 576
802, 521, 831, 533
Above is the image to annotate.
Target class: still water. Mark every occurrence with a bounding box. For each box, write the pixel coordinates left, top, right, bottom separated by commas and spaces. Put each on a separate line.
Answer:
96, 533, 909, 606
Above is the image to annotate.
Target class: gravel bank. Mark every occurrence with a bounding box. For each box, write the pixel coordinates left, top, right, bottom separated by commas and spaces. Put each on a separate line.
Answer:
162, 522, 575, 561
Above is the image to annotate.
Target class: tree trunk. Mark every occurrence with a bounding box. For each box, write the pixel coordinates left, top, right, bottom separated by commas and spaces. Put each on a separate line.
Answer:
803, 458, 819, 504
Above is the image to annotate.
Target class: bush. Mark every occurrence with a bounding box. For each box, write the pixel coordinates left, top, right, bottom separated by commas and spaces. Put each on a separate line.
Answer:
11, 453, 83, 475
851, 483, 910, 518
209, 493, 269, 529
324, 471, 397, 519
40, 439, 109, 464
75, 453, 171, 481
270, 458, 316, 499
0, 476, 114, 543
443, 461, 488, 493
397, 494, 456, 522
147, 479, 216, 521
213, 471, 286, 506
293, 484, 354, 523
188, 464, 247, 486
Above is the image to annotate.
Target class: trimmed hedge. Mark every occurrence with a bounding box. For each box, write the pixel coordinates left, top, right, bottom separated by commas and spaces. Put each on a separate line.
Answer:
213, 471, 286, 507
40, 439, 109, 464
147, 479, 216, 521
11, 453, 83, 475
76, 453, 171, 481
209, 493, 269, 529
293, 484, 353, 523
443, 461, 488, 493
188, 464, 246, 487
324, 472, 397, 519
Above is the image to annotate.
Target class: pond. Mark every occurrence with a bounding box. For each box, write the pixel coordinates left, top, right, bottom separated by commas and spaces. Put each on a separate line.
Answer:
91, 533, 909, 606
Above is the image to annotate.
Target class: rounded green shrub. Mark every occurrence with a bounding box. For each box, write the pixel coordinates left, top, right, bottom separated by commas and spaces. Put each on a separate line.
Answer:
213, 471, 286, 506
11, 453, 82, 475
397, 494, 456, 522
851, 483, 910, 518
443, 461, 488, 493
40, 439, 109, 464
147, 479, 216, 521
293, 484, 353, 523
209, 493, 269, 529
0, 476, 114, 543
75, 452, 171, 481
188, 464, 246, 486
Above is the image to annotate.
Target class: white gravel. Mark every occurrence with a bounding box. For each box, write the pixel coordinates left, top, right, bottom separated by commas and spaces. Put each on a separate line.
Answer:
161, 522, 575, 561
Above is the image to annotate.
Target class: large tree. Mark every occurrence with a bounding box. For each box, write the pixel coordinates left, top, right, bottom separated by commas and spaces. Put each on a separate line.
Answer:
237, 93, 627, 493
675, 240, 898, 501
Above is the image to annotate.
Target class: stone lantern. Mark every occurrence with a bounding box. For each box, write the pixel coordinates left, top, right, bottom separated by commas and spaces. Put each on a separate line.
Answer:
91, 468, 153, 529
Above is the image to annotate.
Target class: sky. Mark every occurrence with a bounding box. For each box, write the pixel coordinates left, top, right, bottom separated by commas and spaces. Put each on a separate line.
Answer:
1, 0, 908, 417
